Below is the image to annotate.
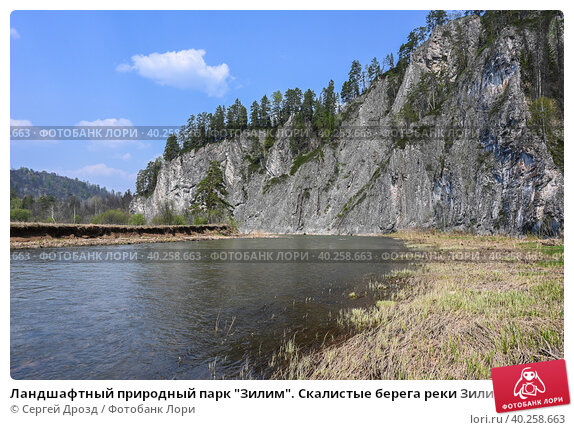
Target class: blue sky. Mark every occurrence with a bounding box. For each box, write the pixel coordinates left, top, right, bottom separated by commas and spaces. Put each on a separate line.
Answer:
10, 10, 429, 192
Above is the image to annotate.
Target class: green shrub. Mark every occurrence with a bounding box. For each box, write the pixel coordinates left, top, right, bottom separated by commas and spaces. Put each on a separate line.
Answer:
151, 215, 186, 225
399, 102, 418, 124
151, 203, 186, 225
91, 209, 129, 225
10, 208, 31, 222
192, 215, 208, 225
172, 215, 186, 225
264, 130, 275, 151
128, 213, 146, 225
290, 147, 322, 176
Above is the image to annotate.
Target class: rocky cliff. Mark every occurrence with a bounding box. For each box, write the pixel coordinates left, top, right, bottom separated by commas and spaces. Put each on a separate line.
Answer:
131, 12, 564, 235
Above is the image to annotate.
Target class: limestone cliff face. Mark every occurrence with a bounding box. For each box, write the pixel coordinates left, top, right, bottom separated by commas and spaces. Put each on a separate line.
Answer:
131, 13, 564, 235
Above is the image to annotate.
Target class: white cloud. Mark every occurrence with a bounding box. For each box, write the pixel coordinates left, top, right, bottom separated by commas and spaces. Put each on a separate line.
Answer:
76, 118, 133, 127
10, 28, 20, 39
115, 63, 132, 73
75, 118, 140, 149
10, 118, 32, 126
61, 164, 137, 192
70, 163, 134, 179
115, 152, 132, 161
117, 49, 231, 97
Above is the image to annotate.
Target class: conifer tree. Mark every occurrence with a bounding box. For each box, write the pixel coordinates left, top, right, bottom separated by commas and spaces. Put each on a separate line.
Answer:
271, 90, 283, 126
348, 60, 362, 98
259, 95, 271, 128
212, 105, 226, 140
250, 101, 261, 128
163, 134, 180, 162
367, 57, 381, 85
283, 88, 303, 120
426, 10, 448, 33
301, 89, 315, 121
341, 81, 352, 104
384, 53, 394, 70
189, 161, 232, 223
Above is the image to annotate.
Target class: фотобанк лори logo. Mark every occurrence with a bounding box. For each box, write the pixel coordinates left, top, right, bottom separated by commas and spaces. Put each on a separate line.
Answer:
514, 367, 546, 399
491, 359, 570, 413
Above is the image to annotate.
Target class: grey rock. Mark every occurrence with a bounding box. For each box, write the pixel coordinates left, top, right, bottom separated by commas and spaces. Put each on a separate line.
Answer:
131, 14, 563, 236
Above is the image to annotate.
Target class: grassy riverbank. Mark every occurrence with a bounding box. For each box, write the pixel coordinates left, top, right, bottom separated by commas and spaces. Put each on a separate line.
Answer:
271, 230, 564, 379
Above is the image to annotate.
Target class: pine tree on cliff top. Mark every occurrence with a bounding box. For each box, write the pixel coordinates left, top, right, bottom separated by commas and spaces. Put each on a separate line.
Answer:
163, 134, 180, 162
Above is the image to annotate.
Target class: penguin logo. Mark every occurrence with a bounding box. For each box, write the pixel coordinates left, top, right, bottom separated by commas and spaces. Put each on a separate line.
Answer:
513, 367, 546, 400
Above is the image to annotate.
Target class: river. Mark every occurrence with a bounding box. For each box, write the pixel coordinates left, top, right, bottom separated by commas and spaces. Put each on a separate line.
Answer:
10, 235, 405, 379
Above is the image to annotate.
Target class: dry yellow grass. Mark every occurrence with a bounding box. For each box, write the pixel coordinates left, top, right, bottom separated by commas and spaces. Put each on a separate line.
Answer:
271, 230, 564, 380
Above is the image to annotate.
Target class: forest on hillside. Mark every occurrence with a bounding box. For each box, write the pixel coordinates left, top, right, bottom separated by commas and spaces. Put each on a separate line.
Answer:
10, 167, 134, 224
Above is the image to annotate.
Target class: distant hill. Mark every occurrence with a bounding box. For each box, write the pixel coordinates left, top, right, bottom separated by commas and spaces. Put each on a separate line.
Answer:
10, 167, 111, 200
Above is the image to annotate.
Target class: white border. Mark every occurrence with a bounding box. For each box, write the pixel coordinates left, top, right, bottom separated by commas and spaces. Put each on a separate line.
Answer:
4, 2, 572, 428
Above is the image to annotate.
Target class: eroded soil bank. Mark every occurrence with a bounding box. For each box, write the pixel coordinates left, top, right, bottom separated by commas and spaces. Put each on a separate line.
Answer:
10, 222, 237, 249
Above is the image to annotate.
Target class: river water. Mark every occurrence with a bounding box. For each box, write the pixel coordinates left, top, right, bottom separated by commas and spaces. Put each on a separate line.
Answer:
11, 235, 405, 379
